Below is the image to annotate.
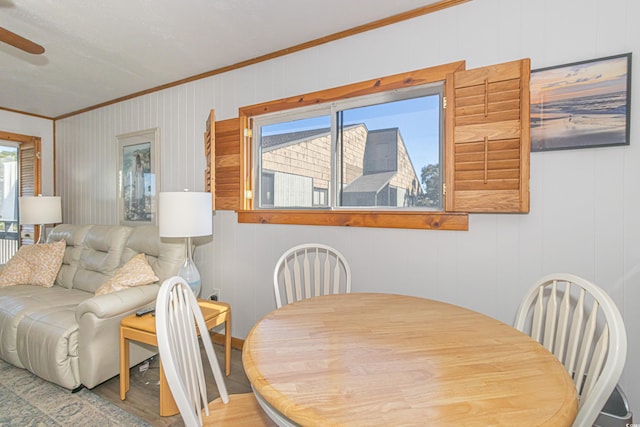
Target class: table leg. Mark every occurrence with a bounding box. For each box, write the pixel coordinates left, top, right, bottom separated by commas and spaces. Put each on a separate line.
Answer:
119, 331, 129, 400
225, 311, 231, 376
159, 359, 180, 417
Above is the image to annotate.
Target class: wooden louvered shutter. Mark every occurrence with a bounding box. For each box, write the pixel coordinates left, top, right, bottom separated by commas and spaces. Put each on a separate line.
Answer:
213, 116, 244, 210
445, 58, 530, 213
19, 138, 42, 244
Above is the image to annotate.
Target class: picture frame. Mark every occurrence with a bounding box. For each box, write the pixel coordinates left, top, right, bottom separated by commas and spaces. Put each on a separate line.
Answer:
116, 128, 160, 226
530, 53, 631, 152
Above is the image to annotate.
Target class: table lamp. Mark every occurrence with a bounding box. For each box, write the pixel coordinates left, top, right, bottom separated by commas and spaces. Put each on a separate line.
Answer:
158, 190, 212, 297
19, 195, 62, 244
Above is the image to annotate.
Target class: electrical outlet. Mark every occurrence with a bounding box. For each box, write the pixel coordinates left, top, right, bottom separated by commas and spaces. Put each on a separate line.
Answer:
210, 288, 220, 301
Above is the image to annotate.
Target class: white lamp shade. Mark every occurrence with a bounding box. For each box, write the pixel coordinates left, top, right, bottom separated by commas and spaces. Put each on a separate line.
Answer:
19, 196, 62, 225
158, 191, 212, 237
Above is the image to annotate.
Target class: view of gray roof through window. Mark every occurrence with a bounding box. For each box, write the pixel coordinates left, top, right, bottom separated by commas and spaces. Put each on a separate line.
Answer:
259, 93, 441, 209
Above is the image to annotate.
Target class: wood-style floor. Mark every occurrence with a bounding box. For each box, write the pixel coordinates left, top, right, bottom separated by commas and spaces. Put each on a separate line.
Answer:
92, 344, 251, 427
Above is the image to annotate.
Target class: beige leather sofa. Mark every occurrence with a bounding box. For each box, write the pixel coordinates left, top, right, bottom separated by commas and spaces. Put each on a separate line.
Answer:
0, 224, 184, 390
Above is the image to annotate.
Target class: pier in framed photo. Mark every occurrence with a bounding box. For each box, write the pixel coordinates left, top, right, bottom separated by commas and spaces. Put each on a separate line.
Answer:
530, 53, 631, 152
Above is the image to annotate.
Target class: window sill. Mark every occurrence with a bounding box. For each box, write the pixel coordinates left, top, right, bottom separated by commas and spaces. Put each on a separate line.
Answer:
237, 210, 468, 231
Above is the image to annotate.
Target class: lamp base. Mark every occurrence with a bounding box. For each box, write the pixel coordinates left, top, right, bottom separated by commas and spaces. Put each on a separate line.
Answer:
36, 224, 45, 244
178, 256, 202, 298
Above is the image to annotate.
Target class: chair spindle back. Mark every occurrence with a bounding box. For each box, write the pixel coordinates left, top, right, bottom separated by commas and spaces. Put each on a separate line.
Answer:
514, 273, 626, 427
156, 277, 229, 426
274, 243, 351, 308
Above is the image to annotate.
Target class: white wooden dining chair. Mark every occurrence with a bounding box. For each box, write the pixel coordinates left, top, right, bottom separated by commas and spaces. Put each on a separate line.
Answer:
514, 273, 627, 427
273, 243, 351, 308
155, 276, 275, 427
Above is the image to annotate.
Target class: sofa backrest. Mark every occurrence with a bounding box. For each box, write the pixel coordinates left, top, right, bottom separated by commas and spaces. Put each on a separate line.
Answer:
74, 225, 133, 293
49, 223, 186, 293
49, 224, 132, 292
121, 225, 185, 283
48, 224, 92, 289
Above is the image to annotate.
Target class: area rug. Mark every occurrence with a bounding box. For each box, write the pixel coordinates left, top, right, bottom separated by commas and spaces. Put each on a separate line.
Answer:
0, 359, 150, 426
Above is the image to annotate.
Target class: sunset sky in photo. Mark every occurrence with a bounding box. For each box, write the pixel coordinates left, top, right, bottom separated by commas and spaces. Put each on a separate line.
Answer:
531, 56, 629, 105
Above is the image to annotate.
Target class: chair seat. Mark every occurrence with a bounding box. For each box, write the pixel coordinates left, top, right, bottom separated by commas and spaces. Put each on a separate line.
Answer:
203, 393, 276, 426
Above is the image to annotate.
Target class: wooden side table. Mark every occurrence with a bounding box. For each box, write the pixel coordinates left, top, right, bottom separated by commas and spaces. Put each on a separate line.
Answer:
119, 299, 231, 417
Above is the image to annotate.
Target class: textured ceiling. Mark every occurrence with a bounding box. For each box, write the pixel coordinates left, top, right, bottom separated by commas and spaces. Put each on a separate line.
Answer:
0, 0, 453, 119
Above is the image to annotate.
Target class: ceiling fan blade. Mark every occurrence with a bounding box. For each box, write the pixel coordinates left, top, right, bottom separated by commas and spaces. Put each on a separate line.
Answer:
0, 26, 45, 55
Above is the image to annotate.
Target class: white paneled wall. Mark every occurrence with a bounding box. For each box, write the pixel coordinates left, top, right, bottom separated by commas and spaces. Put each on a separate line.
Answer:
55, 0, 640, 412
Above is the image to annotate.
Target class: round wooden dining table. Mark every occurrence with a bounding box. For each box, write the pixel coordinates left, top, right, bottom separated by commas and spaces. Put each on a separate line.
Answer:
242, 293, 578, 427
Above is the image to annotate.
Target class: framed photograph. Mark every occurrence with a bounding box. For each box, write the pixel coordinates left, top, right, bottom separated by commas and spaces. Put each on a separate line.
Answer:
116, 128, 160, 226
531, 53, 631, 152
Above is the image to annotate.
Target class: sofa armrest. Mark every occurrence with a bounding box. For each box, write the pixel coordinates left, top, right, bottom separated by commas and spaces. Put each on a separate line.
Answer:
76, 283, 159, 321
75, 283, 160, 388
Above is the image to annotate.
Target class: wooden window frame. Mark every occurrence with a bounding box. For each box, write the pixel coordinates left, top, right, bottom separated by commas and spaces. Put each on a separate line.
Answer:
207, 58, 530, 231
0, 130, 42, 243
238, 61, 468, 231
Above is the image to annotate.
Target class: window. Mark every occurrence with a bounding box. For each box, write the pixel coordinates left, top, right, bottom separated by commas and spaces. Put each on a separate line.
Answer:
254, 84, 443, 211
0, 144, 19, 263
0, 131, 42, 259
207, 58, 530, 230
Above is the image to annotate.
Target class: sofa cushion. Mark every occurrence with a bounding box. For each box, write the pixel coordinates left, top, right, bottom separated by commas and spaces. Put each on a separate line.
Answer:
0, 285, 91, 369
73, 225, 133, 293
95, 253, 159, 296
0, 240, 66, 288
48, 224, 92, 289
